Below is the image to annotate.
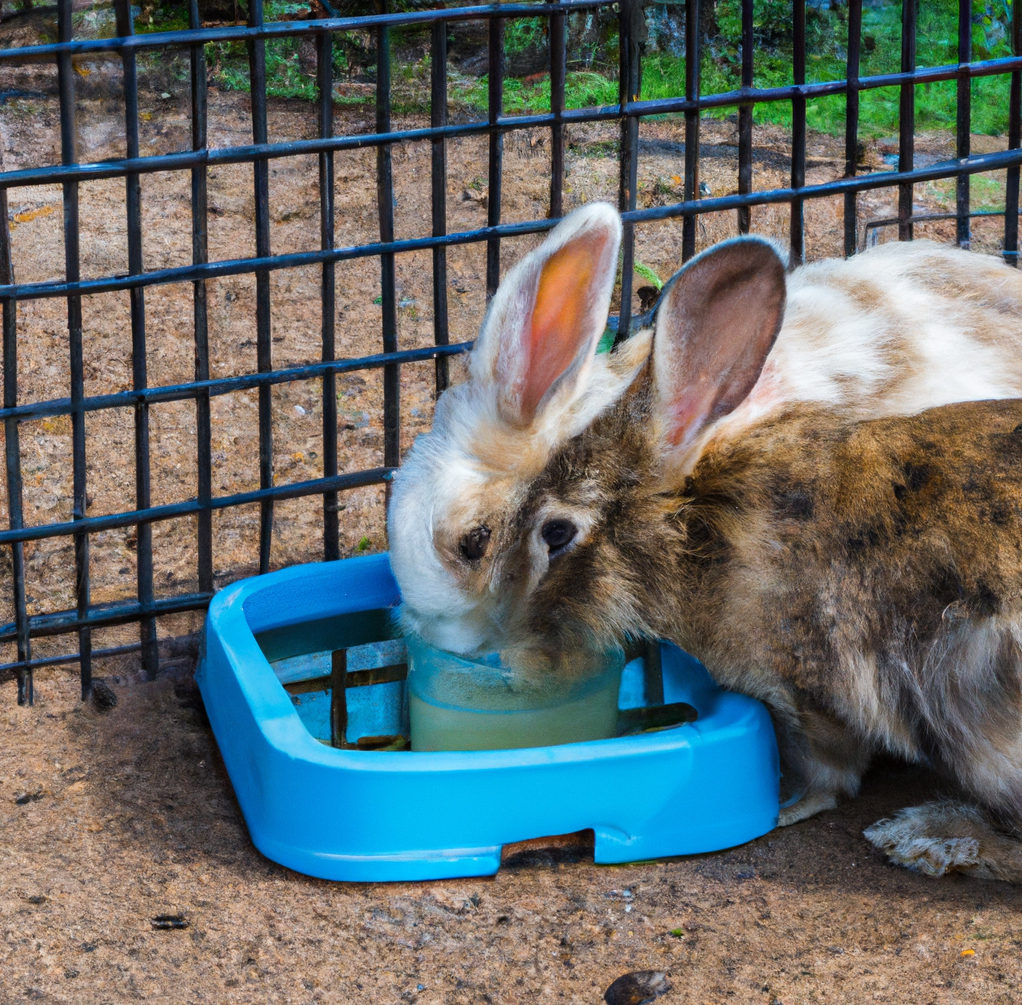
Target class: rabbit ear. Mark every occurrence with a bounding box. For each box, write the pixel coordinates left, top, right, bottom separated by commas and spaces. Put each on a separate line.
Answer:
653, 236, 787, 454
471, 203, 622, 429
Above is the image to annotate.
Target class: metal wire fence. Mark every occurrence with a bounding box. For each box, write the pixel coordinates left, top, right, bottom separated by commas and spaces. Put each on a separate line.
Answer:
2, 0, 1022, 704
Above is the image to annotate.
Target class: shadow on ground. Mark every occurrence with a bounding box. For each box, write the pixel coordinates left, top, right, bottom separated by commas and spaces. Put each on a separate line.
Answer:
2, 661, 1021, 1004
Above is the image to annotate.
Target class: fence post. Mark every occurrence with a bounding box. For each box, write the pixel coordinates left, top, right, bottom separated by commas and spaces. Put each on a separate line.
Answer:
430, 18, 450, 396
682, 0, 701, 262
956, 0, 971, 249
898, 0, 917, 241
486, 12, 505, 300
548, 0, 566, 220
376, 0, 400, 482
617, 0, 643, 341
844, 0, 861, 256
57, 0, 88, 703
116, 0, 159, 679
317, 25, 340, 560
189, 0, 214, 592
248, 0, 275, 574
737, 0, 753, 236
1006, 0, 1021, 266
0, 185, 31, 703
789, 0, 806, 264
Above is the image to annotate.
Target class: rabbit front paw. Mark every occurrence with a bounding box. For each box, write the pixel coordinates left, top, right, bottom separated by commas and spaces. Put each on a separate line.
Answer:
777, 790, 838, 827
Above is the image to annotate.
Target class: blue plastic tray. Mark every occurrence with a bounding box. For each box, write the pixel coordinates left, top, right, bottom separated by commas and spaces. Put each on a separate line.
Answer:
196, 553, 780, 882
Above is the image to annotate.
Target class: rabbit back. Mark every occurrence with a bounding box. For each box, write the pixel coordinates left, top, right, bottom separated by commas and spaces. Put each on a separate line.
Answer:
659, 399, 1022, 819
682, 241, 1022, 475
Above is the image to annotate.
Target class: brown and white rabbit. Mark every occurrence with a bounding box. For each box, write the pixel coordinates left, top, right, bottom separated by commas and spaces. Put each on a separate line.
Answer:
388, 204, 1022, 879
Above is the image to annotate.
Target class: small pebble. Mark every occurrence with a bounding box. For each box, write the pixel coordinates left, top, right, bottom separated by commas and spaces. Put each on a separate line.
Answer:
295, 405, 306, 416
604, 970, 670, 1005
90, 679, 118, 713
151, 915, 188, 930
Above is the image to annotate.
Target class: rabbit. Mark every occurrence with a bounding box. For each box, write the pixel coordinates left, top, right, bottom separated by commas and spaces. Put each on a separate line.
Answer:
388, 204, 1022, 879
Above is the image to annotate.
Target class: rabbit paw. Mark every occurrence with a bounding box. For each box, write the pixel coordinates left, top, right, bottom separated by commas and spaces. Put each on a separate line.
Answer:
777, 790, 838, 827
864, 802, 1022, 882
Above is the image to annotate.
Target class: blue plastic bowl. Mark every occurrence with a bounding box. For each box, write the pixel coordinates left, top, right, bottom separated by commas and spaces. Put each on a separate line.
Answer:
196, 553, 780, 882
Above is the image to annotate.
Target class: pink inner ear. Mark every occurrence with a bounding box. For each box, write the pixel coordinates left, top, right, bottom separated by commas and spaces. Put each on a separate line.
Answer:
657, 243, 787, 452
520, 236, 606, 423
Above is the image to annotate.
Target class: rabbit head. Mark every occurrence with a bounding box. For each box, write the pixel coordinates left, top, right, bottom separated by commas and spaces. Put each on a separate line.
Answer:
516, 235, 789, 656
387, 203, 632, 654
388, 214, 788, 658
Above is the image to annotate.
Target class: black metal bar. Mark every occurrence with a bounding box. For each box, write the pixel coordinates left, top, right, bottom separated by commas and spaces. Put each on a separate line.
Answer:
1, 642, 145, 676
2, 226, 567, 302
957, 0, 971, 248
430, 19, 450, 396
898, 0, 917, 241
318, 26, 339, 561
844, 0, 862, 256
737, 0, 753, 235
1, 343, 473, 424
376, 0, 400, 478
115, 0, 158, 680
486, 14, 504, 298
58, 0, 86, 705
248, 0, 274, 574
0, 186, 31, 702
0, 468, 398, 548
548, 0, 566, 219
643, 640, 664, 707
0, 3, 612, 64
283, 662, 407, 695
9, 52, 1022, 196
189, 0, 213, 596
1008, 0, 1022, 266
682, 0, 700, 261
9, 144, 1022, 308
330, 648, 347, 747
6, 14, 1022, 89
866, 207, 1020, 239
1, 593, 215, 644
617, 0, 641, 341
790, 0, 806, 263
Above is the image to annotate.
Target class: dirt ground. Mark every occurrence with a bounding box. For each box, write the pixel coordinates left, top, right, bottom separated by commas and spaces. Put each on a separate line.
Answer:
2, 663, 1022, 1005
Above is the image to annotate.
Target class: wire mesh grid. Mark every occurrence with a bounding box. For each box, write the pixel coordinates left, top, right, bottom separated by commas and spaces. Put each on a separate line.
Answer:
2, 0, 1022, 704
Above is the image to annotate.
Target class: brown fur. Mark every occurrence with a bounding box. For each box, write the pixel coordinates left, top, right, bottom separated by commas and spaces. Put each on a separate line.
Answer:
509, 392, 1022, 849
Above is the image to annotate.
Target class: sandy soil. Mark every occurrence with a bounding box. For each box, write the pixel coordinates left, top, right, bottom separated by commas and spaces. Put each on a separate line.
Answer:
2, 663, 1022, 1004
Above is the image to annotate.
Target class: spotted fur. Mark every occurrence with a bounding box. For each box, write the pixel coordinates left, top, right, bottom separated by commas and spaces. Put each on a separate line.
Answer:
388, 204, 1022, 880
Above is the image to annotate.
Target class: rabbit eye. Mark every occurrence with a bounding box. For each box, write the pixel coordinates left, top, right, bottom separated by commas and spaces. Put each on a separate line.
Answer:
459, 526, 491, 562
541, 519, 577, 557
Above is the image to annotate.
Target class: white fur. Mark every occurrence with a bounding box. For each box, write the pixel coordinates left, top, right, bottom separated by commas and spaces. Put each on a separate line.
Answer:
389, 204, 631, 654
679, 240, 1022, 473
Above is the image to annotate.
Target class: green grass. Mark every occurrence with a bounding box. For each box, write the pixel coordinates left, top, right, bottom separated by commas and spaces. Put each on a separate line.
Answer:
140, 0, 1018, 138
487, 0, 1017, 138
154, 0, 374, 101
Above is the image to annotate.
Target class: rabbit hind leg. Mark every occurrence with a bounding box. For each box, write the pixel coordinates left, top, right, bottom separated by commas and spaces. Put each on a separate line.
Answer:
866, 619, 1022, 879
775, 705, 873, 827
864, 801, 1022, 882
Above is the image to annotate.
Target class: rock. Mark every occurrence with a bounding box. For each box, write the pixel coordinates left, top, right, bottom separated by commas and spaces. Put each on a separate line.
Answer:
90, 678, 118, 713
604, 970, 671, 1005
